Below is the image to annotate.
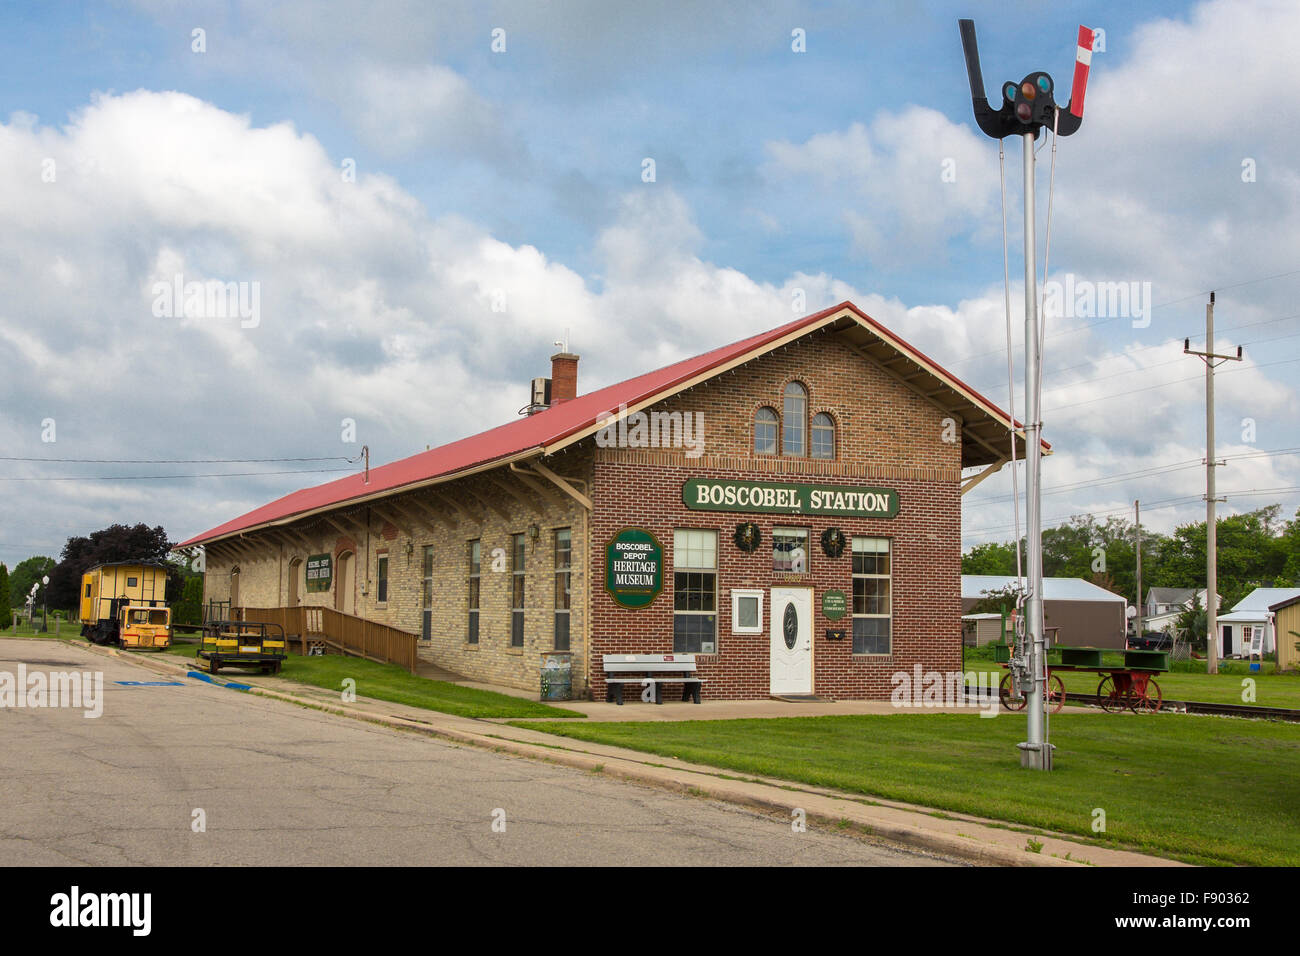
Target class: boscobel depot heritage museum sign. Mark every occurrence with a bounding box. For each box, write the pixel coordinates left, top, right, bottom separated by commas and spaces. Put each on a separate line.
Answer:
305, 554, 332, 593
605, 528, 664, 609
682, 478, 899, 519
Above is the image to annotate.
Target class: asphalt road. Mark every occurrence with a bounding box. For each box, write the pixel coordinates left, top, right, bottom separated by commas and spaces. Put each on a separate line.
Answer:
0, 639, 952, 866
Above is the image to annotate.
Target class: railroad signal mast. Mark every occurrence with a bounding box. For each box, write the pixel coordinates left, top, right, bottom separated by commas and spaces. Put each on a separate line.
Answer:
958, 19, 1094, 770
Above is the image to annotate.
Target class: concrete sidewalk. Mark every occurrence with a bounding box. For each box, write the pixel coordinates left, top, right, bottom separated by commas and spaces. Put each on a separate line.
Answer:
65, 639, 1183, 868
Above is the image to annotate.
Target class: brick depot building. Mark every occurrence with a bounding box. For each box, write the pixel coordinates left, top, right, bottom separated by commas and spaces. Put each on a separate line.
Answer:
179, 302, 1040, 700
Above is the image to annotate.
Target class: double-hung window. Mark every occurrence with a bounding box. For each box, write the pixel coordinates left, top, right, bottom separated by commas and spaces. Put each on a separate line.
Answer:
673, 530, 717, 653
467, 540, 480, 644
554, 529, 571, 651
852, 537, 891, 654
511, 533, 526, 647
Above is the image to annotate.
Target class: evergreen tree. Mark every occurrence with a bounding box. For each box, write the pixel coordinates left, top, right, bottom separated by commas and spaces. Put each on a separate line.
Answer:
0, 563, 11, 629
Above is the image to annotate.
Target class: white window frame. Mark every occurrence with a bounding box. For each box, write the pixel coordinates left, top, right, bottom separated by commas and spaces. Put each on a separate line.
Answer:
730, 588, 764, 635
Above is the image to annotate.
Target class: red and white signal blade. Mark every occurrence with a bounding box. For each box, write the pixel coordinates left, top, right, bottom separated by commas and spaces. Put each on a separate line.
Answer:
1070, 26, 1095, 118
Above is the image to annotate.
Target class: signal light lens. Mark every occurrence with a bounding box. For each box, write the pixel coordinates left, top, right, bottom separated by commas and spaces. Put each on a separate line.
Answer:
1021, 81, 1036, 100
1004, 83, 1017, 101
1016, 102, 1032, 122
1037, 76, 1051, 93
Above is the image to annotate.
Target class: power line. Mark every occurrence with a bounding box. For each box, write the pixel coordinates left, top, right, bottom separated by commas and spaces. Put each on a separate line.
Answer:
0, 468, 354, 482
0, 454, 362, 464
963, 446, 1300, 508
947, 271, 1300, 373
963, 484, 1300, 538
972, 312, 1300, 398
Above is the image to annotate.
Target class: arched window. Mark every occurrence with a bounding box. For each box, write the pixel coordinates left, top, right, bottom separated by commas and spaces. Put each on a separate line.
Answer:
783, 382, 807, 456
754, 406, 778, 455
811, 413, 835, 459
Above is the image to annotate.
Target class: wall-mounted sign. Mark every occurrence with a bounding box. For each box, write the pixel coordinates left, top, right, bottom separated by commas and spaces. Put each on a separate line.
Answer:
605, 528, 663, 609
683, 478, 899, 518
822, 589, 847, 620
305, 554, 333, 593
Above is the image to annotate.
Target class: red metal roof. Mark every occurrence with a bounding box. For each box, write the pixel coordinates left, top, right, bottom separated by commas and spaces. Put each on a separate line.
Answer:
179, 301, 1041, 547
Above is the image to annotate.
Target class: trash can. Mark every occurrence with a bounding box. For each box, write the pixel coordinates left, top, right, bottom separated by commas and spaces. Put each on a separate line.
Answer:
540, 652, 572, 701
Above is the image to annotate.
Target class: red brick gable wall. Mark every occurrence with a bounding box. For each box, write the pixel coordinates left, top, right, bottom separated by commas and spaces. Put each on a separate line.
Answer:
585, 330, 963, 700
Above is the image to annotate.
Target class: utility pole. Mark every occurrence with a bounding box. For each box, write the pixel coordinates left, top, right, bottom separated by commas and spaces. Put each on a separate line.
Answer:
1133, 500, 1143, 645
1184, 292, 1242, 674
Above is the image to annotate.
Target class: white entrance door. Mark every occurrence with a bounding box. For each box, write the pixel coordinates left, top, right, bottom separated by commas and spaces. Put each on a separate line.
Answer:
770, 587, 813, 695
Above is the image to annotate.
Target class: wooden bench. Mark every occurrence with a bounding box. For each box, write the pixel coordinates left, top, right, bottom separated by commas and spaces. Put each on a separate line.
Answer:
602, 654, 703, 705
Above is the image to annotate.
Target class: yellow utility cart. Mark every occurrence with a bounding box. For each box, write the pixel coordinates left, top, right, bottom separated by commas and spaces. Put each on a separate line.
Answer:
79, 562, 172, 649
197, 620, 287, 675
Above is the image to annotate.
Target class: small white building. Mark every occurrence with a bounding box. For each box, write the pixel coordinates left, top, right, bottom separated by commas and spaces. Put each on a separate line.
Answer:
1138, 587, 1220, 635
1217, 588, 1300, 658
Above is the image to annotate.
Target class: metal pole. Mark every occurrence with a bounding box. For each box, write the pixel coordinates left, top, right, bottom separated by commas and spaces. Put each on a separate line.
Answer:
1020, 131, 1050, 770
1205, 293, 1218, 674
1134, 500, 1143, 644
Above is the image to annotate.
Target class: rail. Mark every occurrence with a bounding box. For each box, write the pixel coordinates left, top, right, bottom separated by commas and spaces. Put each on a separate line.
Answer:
237, 606, 418, 674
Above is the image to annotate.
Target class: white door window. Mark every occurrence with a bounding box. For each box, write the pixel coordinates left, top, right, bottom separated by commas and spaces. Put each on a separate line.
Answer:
770, 587, 812, 695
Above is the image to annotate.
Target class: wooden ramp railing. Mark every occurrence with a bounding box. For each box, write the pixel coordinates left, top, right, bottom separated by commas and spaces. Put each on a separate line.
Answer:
238, 606, 419, 674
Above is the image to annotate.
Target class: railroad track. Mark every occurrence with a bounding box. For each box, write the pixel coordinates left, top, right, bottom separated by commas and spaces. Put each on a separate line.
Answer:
966, 687, 1300, 721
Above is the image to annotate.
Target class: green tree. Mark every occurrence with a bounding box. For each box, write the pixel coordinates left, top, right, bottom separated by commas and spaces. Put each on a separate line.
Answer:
0, 563, 11, 629
9, 555, 54, 612
961, 541, 1020, 575
48, 524, 174, 612
1175, 592, 1208, 652
174, 575, 203, 626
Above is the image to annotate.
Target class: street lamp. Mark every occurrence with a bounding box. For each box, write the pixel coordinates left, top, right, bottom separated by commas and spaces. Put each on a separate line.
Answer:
39, 574, 50, 633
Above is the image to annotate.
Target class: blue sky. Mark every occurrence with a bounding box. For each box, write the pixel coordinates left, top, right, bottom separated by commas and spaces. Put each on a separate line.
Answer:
2, 0, 1298, 568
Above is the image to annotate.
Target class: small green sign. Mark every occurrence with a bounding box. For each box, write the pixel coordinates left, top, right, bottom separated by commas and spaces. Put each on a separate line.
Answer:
683, 478, 899, 518
822, 589, 847, 620
306, 553, 332, 593
605, 528, 663, 609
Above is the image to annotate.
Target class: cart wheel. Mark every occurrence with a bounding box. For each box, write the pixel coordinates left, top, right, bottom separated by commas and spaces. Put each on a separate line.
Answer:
1130, 677, 1163, 713
1097, 675, 1127, 712
209, 657, 220, 675
999, 673, 1027, 711
1047, 674, 1067, 714
273, 661, 282, 675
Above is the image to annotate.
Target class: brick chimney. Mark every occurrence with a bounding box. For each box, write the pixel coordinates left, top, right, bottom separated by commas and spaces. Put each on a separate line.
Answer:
550, 352, 579, 405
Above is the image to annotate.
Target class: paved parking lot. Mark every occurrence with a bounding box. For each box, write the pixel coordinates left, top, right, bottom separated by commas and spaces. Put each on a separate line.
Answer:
0, 640, 952, 866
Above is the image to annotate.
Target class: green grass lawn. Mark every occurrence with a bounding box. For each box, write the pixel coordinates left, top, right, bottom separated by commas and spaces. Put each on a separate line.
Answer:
515, 712, 1300, 866
1, 621, 76, 639
160, 642, 582, 720
963, 645, 1300, 709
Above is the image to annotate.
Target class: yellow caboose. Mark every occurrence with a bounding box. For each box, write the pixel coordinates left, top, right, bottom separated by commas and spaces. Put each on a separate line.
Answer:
80, 562, 172, 649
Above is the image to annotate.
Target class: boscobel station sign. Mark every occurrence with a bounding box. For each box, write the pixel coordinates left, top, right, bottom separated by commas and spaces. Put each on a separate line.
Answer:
682, 478, 899, 519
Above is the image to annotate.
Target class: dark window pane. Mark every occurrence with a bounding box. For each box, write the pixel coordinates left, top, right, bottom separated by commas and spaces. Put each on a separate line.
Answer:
554, 612, 570, 651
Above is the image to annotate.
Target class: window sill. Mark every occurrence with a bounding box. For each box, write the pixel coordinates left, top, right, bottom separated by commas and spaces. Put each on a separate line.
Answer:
505, 647, 524, 656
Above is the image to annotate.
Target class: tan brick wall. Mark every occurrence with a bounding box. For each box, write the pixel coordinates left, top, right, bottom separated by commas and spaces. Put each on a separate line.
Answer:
203, 455, 592, 694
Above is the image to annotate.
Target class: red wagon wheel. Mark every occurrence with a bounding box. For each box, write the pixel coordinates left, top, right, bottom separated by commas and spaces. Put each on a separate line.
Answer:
999, 672, 1027, 711
1046, 674, 1067, 714
1129, 676, 1163, 713
1097, 675, 1128, 712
